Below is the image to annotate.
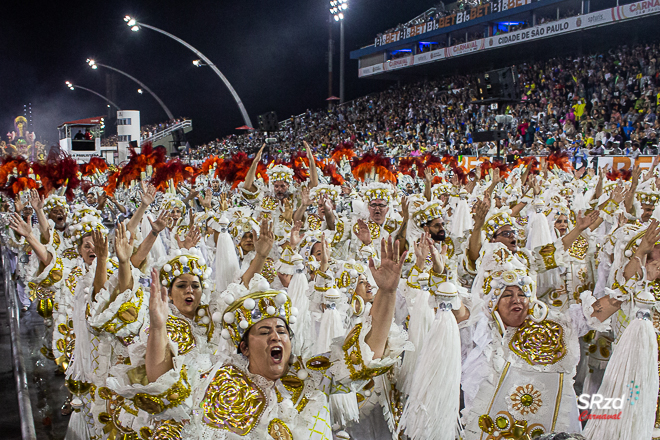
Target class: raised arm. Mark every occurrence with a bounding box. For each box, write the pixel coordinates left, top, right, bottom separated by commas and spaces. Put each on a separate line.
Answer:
623, 219, 660, 281
126, 182, 156, 236
467, 198, 490, 265
423, 169, 432, 201
293, 186, 311, 224
244, 145, 265, 192
29, 189, 50, 243
304, 141, 319, 189
366, 237, 407, 359
8, 213, 51, 266
131, 211, 170, 269
241, 219, 273, 286
145, 268, 174, 383
115, 222, 135, 296
561, 210, 600, 250
91, 229, 109, 300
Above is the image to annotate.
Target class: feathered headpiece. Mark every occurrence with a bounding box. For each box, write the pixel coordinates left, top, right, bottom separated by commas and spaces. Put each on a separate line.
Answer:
31, 148, 80, 201
331, 141, 357, 165
351, 152, 396, 183
216, 152, 267, 189
150, 159, 197, 192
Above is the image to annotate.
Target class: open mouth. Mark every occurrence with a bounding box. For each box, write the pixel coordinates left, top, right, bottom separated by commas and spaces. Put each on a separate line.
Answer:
89, 254, 96, 261
57, 216, 64, 222
511, 306, 523, 313
184, 296, 194, 305
270, 347, 283, 363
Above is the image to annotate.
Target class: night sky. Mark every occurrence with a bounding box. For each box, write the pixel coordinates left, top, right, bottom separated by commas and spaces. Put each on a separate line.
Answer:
1, 0, 433, 146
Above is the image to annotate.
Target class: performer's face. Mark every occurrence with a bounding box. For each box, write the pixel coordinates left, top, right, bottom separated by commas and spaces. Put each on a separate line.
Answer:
355, 275, 373, 302
86, 193, 97, 205
492, 226, 518, 252
273, 181, 289, 199
368, 199, 388, 224
211, 181, 220, 192
554, 215, 569, 236
239, 232, 255, 253
497, 286, 529, 328
48, 206, 67, 229
241, 317, 292, 381
171, 207, 183, 223
169, 274, 202, 320
641, 203, 655, 223
78, 235, 96, 265
424, 218, 446, 243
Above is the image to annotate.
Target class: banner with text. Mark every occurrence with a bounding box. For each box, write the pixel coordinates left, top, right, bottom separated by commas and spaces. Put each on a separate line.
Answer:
360, 0, 660, 77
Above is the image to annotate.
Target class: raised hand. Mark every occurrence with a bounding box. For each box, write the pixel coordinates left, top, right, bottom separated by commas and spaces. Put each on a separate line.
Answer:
322, 195, 334, 215
180, 226, 202, 249
115, 221, 134, 263
29, 189, 44, 211
219, 193, 230, 211
369, 237, 407, 293
356, 219, 372, 245
576, 210, 601, 231
200, 190, 213, 209
430, 241, 448, 274
8, 212, 32, 237
300, 186, 312, 207
319, 233, 330, 272
424, 168, 433, 184
400, 196, 410, 223
148, 268, 170, 330
473, 198, 491, 229
149, 210, 170, 235
14, 196, 24, 214
92, 229, 108, 261
140, 181, 157, 206
413, 232, 431, 267
290, 220, 304, 248
638, 219, 660, 256
611, 184, 625, 204
255, 219, 274, 258
282, 198, 293, 223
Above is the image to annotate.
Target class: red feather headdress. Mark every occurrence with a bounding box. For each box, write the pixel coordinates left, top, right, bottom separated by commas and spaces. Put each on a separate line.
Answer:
351, 152, 397, 184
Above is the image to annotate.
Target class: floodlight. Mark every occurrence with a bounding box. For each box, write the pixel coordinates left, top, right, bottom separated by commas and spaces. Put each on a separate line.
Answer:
334, 15, 339, 21
138, 88, 143, 94
342, 4, 347, 9
193, 59, 201, 67
131, 25, 139, 31
338, 12, 344, 19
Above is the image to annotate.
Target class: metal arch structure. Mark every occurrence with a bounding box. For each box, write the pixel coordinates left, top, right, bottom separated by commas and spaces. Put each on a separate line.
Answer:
90, 61, 174, 120
128, 19, 253, 129
69, 84, 122, 110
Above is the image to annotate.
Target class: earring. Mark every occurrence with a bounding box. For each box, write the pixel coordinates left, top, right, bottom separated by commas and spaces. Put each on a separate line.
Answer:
351, 295, 365, 317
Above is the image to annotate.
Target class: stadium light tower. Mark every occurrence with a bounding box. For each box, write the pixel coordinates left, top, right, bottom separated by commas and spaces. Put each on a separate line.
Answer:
123, 15, 253, 129
330, 0, 348, 103
65, 81, 121, 110
86, 58, 174, 120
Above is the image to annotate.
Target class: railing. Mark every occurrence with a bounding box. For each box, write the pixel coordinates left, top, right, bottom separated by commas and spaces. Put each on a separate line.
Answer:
1, 248, 37, 440
140, 119, 193, 146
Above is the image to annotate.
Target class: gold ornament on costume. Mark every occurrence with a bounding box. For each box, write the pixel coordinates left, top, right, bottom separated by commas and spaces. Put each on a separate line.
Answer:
267, 164, 295, 184
509, 384, 543, 416
636, 192, 660, 206
568, 234, 589, 260
478, 411, 545, 439
509, 319, 567, 366
268, 419, 293, 440
201, 365, 266, 435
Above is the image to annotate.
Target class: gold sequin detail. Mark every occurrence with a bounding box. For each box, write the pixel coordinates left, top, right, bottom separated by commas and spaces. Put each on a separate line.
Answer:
568, 234, 589, 260
201, 365, 266, 435
537, 243, 558, 270
342, 324, 393, 380
479, 411, 545, 439
509, 319, 567, 366
268, 419, 293, 440
166, 316, 196, 355
65, 267, 84, 295
331, 220, 345, 247
307, 214, 322, 231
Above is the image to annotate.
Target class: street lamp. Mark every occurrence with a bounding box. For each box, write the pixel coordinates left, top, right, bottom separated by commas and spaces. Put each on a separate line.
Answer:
329, 0, 348, 103
137, 88, 143, 94
123, 15, 253, 129
86, 58, 175, 120
65, 81, 121, 110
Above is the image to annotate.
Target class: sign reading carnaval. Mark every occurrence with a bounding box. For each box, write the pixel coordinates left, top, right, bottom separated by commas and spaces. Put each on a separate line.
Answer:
374, 0, 532, 47
361, 0, 660, 77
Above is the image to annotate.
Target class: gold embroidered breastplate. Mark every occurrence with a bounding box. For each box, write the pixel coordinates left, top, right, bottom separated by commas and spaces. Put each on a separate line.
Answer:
509, 319, 567, 366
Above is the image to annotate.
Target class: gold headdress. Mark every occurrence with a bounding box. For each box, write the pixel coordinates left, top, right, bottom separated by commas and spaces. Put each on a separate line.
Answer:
44, 195, 69, 214
219, 290, 297, 348
482, 210, 516, 241
362, 182, 393, 203
412, 201, 443, 228
267, 164, 294, 184
158, 248, 211, 288
310, 184, 340, 203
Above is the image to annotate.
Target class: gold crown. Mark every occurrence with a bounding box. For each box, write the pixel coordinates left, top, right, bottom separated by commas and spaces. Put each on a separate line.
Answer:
432, 182, 452, 198
482, 212, 515, 241
267, 165, 294, 184
159, 250, 210, 288
69, 217, 108, 242
311, 185, 340, 202
70, 205, 103, 224
636, 192, 660, 206
162, 197, 186, 214
220, 290, 297, 348
412, 202, 443, 227
364, 188, 391, 203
